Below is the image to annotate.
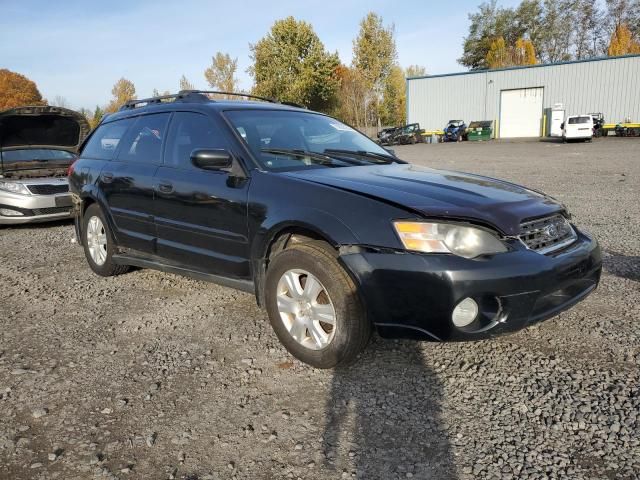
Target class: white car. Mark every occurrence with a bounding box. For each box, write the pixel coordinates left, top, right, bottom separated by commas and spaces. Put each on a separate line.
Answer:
562, 115, 594, 142
0, 105, 90, 224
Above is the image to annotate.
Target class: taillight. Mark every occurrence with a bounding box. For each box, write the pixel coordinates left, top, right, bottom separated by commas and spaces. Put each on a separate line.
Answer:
67, 160, 78, 177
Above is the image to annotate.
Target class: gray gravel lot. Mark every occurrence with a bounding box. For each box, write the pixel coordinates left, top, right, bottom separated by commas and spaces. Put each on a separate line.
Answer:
1, 138, 639, 480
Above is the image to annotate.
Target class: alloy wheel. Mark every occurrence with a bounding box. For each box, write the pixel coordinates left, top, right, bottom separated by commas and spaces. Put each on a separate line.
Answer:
86, 215, 107, 266
276, 269, 336, 350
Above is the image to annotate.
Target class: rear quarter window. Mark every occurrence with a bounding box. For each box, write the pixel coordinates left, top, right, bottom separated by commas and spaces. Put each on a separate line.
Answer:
81, 119, 134, 160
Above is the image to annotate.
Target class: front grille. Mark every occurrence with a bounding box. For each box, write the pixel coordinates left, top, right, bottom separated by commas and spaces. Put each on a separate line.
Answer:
32, 206, 71, 216
519, 214, 577, 254
27, 184, 69, 195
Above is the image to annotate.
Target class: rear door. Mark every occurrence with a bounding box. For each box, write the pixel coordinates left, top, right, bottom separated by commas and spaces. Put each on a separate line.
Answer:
566, 116, 593, 138
154, 111, 251, 279
97, 113, 170, 253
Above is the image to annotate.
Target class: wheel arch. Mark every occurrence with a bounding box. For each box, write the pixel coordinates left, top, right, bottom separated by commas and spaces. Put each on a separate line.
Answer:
76, 189, 118, 245
252, 219, 356, 307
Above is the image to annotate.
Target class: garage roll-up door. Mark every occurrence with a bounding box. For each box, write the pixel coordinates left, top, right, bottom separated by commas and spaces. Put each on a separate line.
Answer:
499, 88, 543, 138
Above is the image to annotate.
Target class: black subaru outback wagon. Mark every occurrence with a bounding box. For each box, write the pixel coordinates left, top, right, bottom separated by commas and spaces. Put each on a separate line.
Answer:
69, 91, 601, 368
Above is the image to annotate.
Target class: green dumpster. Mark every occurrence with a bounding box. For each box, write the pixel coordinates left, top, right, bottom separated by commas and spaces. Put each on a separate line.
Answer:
466, 121, 493, 141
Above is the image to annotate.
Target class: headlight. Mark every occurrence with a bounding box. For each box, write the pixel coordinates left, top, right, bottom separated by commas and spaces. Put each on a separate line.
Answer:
0, 181, 30, 195
393, 221, 507, 258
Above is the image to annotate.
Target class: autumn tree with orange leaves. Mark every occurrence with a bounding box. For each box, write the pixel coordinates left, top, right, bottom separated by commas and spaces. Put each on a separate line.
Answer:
0, 69, 46, 110
486, 36, 538, 68
608, 23, 640, 56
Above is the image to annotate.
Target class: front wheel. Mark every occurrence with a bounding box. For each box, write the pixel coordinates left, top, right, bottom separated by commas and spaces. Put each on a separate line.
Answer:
264, 242, 371, 368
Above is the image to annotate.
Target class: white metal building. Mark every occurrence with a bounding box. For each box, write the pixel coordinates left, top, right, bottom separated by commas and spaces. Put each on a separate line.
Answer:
406, 54, 640, 138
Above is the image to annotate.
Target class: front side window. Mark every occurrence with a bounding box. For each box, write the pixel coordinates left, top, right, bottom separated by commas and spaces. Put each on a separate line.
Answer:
224, 109, 396, 171
164, 112, 228, 168
82, 119, 133, 160
117, 113, 171, 163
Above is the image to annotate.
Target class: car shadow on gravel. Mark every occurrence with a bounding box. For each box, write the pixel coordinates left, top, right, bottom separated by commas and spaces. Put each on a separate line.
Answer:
322, 339, 456, 479
603, 251, 640, 282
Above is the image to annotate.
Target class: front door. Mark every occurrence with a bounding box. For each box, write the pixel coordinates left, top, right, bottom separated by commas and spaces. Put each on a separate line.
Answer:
154, 112, 251, 279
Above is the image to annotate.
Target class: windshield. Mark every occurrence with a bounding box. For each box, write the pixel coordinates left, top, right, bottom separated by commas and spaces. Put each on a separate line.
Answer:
224, 109, 396, 171
1, 149, 75, 161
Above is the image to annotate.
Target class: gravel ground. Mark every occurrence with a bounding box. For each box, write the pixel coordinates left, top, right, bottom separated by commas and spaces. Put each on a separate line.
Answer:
1, 138, 638, 480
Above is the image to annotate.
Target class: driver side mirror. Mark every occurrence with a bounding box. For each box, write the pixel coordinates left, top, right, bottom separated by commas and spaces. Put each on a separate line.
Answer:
191, 149, 233, 170
384, 147, 396, 155
560, 122, 565, 129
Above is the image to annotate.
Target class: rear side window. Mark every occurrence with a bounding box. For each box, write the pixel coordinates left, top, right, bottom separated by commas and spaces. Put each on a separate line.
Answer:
163, 112, 228, 168
81, 119, 133, 160
568, 116, 592, 124
116, 113, 171, 163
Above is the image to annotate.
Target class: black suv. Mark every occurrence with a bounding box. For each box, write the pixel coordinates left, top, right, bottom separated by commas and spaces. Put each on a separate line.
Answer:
69, 91, 601, 368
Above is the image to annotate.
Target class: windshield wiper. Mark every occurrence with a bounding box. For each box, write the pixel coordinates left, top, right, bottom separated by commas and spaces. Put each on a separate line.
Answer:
260, 148, 344, 167
323, 148, 400, 164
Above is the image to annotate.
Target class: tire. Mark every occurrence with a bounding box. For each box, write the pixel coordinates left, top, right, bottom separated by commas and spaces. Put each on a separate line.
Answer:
81, 203, 129, 277
264, 241, 371, 368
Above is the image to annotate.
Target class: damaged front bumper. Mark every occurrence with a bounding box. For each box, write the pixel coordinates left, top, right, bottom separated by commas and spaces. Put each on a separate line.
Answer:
339, 228, 602, 341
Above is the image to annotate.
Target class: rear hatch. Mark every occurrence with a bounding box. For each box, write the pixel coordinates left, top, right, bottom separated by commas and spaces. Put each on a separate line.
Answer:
0, 106, 90, 178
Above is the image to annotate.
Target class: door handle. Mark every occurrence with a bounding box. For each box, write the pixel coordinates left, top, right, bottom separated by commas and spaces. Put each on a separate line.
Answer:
101, 172, 114, 183
157, 182, 174, 194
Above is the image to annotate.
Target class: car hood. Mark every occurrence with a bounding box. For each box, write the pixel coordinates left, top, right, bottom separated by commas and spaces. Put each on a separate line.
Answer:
0, 105, 90, 152
0, 106, 88, 178
284, 164, 564, 235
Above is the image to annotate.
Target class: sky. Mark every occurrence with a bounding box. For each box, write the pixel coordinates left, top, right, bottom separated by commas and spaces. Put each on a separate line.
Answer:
1, 0, 522, 110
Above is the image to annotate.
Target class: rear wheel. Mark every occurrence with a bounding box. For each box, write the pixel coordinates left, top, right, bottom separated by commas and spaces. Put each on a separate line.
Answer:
265, 242, 371, 368
82, 203, 129, 277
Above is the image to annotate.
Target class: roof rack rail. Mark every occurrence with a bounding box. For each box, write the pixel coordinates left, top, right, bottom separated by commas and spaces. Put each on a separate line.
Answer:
181, 90, 306, 108
119, 90, 307, 111
178, 90, 278, 103
119, 91, 200, 110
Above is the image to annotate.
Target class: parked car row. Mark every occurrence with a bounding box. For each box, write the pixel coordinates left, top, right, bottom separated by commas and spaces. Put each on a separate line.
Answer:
377, 123, 424, 146
1, 94, 602, 369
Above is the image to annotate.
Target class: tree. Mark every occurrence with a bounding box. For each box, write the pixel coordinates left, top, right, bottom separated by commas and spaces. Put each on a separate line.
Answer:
106, 78, 136, 113
250, 17, 340, 112
459, 1, 521, 69
537, 0, 575, 63
0, 69, 45, 110
486, 36, 510, 68
514, 0, 545, 47
204, 52, 239, 95
51, 95, 70, 108
352, 13, 397, 126
573, 0, 605, 59
78, 107, 92, 127
333, 65, 369, 127
405, 65, 427, 78
608, 23, 640, 54
605, 0, 640, 31
90, 106, 104, 129
179, 75, 194, 91
380, 65, 406, 126
152, 88, 171, 98
486, 36, 537, 68
514, 38, 538, 64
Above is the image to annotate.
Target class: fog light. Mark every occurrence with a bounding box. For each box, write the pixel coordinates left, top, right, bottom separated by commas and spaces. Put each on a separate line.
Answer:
452, 297, 479, 327
0, 208, 23, 216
